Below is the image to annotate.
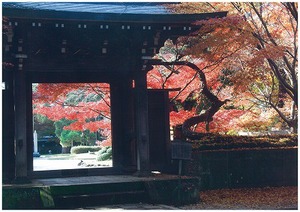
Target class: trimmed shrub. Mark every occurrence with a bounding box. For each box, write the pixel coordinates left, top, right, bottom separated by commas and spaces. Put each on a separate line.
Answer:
96, 147, 112, 161
97, 152, 112, 161
106, 147, 112, 154
97, 147, 109, 155
70, 146, 102, 154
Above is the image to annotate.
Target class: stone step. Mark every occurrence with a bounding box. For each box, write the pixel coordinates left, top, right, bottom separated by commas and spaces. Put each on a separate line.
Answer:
3, 175, 200, 209
50, 181, 147, 208
54, 190, 147, 209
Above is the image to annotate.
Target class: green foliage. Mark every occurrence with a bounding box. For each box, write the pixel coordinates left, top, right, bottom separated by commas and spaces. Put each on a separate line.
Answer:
54, 118, 97, 146
54, 118, 73, 139
80, 130, 97, 146
70, 146, 102, 154
106, 147, 112, 154
33, 114, 56, 138
191, 134, 297, 151
96, 147, 112, 161
2, 188, 47, 209
97, 152, 111, 161
64, 89, 102, 105
98, 147, 108, 154
85, 93, 102, 102
65, 90, 85, 105
60, 130, 81, 147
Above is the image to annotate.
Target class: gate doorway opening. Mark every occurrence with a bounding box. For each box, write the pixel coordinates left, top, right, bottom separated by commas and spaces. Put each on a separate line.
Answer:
32, 83, 112, 171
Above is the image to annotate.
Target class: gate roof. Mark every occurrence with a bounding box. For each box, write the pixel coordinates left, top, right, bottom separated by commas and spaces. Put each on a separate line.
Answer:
2, 2, 227, 79
3, 2, 227, 23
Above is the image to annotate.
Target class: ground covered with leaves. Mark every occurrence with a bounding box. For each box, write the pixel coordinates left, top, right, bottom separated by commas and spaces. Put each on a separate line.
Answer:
191, 134, 297, 151
181, 186, 298, 210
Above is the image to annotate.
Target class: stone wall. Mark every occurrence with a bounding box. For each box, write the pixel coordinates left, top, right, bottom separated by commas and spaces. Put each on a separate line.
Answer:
183, 148, 298, 190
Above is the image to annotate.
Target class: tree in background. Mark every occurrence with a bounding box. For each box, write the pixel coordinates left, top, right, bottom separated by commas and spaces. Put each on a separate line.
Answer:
33, 3, 297, 141
161, 2, 297, 133
60, 130, 82, 147
33, 83, 111, 147
33, 114, 56, 138
51, 118, 96, 147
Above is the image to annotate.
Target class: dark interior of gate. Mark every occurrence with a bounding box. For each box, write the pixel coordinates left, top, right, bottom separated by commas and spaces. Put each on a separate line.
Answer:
2, 2, 227, 182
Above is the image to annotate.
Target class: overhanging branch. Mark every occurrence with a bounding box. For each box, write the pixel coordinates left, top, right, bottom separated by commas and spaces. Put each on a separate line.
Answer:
147, 59, 229, 139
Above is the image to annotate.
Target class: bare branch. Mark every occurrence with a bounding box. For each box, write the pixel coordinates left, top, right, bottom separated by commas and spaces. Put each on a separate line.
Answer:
282, 2, 298, 22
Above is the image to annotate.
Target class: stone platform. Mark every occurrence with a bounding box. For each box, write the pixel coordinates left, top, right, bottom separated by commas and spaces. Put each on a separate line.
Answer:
3, 174, 200, 209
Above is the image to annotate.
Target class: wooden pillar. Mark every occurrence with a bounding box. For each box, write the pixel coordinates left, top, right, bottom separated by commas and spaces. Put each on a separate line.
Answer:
134, 70, 151, 176
2, 70, 16, 182
110, 79, 137, 173
120, 80, 136, 172
110, 81, 122, 171
13, 69, 29, 183
148, 90, 171, 172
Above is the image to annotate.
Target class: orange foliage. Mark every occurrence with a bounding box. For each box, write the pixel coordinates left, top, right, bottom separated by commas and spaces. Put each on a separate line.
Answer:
194, 109, 247, 133
33, 2, 297, 137
163, 2, 297, 132
33, 83, 111, 136
147, 62, 202, 101
170, 109, 196, 126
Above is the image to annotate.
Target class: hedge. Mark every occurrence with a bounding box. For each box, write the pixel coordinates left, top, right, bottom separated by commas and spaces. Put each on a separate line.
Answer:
70, 146, 102, 154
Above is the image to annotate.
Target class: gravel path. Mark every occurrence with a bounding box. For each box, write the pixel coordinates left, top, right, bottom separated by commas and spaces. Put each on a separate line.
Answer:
180, 186, 298, 210
33, 154, 112, 171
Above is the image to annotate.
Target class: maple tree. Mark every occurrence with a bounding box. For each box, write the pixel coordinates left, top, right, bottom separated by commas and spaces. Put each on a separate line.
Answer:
160, 2, 298, 133
33, 83, 112, 147
32, 3, 297, 146
148, 58, 233, 138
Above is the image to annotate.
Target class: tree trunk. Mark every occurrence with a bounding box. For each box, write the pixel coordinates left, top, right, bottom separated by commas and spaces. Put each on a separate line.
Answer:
148, 60, 229, 140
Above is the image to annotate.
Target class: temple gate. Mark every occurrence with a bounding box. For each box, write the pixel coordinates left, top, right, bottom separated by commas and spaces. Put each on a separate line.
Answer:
2, 2, 226, 182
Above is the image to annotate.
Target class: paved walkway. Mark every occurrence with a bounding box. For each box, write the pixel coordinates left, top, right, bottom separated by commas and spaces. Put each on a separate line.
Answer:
33, 154, 112, 171
78, 203, 179, 210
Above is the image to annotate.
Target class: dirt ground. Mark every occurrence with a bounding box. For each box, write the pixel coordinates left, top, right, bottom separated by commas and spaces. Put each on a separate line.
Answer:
181, 186, 298, 210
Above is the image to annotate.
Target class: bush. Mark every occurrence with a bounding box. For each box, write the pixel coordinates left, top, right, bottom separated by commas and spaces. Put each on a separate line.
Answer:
97, 152, 112, 161
70, 146, 102, 154
96, 147, 112, 161
106, 147, 112, 154
97, 146, 109, 155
